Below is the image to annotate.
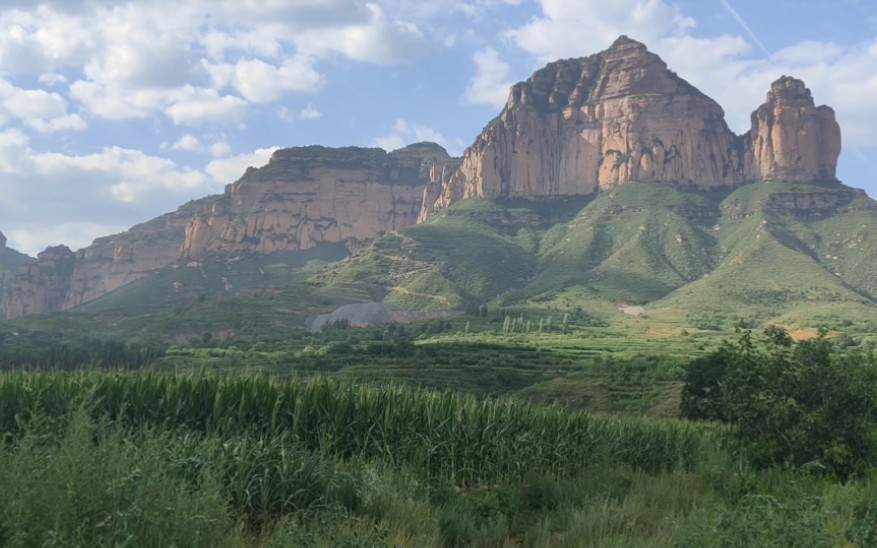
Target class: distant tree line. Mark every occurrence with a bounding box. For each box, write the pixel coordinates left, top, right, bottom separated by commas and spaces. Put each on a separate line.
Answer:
0, 330, 165, 371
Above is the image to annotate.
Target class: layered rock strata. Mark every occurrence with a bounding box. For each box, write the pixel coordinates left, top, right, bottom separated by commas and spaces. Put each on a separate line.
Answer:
180, 143, 446, 258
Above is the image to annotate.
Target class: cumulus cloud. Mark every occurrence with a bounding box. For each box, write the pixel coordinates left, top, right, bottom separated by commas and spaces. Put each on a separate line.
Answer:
374, 119, 457, 154
205, 56, 323, 103
299, 105, 323, 120
506, 0, 694, 62
0, 0, 429, 129
295, 4, 429, 64
462, 47, 513, 108
0, 129, 215, 252
205, 147, 280, 184
0, 79, 86, 133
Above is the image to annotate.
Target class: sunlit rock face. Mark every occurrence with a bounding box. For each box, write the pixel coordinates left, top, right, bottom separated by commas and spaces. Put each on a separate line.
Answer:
419, 36, 840, 220
180, 143, 445, 258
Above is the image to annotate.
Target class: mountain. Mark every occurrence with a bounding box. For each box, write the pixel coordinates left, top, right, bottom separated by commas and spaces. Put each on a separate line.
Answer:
181, 143, 448, 258
420, 36, 840, 220
2, 143, 447, 319
1, 36, 874, 334
0, 232, 35, 319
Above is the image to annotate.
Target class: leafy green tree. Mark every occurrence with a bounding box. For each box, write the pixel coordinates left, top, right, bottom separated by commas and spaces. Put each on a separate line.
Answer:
681, 325, 877, 479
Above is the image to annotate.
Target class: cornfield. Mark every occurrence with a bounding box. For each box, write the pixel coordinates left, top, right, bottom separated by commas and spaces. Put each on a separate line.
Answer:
0, 371, 722, 484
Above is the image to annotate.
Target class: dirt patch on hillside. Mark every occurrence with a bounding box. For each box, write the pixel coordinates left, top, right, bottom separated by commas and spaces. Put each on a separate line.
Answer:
619, 305, 645, 316
790, 328, 820, 341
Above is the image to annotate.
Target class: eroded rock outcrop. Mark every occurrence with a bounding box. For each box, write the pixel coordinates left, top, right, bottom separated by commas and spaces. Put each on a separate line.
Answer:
744, 76, 840, 182
2, 144, 445, 318
5, 246, 75, 319
61, 200, 210, 310
420, 36, 745, 219
181, 143, 445, 258
419, 37, 841, 220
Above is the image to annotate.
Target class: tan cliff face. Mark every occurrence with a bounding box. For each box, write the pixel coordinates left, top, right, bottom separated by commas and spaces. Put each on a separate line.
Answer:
180, 143, 446, 258
61, 202, 208, 311
420, 36, 745, 219
4, 144, 445, 318
744, 76, 840, 182
420, 37, 841, 219
5, 246, 76, 319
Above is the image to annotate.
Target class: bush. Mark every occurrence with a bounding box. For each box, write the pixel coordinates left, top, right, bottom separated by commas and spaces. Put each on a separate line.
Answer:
681, 325, 877, 479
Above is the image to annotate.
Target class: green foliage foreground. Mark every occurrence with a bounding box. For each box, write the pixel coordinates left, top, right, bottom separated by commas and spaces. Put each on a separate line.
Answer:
682, 326, 877, 480
1, 371, 877, 546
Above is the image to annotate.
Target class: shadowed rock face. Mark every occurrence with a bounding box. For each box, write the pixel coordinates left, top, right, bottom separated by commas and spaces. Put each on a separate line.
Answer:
419, 36, 841, 220
4, 246, 75, 319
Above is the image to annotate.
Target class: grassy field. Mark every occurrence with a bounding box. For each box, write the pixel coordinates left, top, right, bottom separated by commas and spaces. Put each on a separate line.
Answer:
1, 370, 875, 546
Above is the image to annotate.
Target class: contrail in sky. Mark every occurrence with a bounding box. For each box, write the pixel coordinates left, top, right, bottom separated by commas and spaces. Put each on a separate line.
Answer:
718, 0, 772, 57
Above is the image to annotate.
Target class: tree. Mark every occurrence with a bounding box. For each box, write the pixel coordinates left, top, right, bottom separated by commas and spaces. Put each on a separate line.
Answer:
681, 325, 877, 480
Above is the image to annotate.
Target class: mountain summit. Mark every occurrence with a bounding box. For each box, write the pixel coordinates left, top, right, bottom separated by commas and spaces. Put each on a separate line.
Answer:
420, 36, 840, 219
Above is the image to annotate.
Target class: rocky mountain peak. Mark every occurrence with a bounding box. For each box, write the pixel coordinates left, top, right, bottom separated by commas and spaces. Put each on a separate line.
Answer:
419, 37, 843, 220
767, 75, 813, 103
505, 34, 701, 116
0, 231, 6, 249
744, 75, 840, 182
420, 35, 742, 219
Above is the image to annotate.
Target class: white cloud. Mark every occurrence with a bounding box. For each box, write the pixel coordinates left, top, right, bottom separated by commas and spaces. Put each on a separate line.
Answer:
161, 134, 231, 158
37, 73, 67, 86
25, 114, 87, 134
0, 79, 86, 133
165, 134, 203, 152
506, 0, 694, 62
0, 129, 216, 252
206, 57, 323, 102
7, 223, 129, 257
462, 47, 513, 108
374, 119, 455, 154
299, 105, 323, 120
205, 147, 280, 184
296, 4, 429, 64
164, 86, 249, 126
210, 141, 231, 158
0, 0, 430, 131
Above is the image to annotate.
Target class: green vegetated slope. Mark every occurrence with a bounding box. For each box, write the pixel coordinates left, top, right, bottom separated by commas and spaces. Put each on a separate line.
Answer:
13, 179, 876, 338
652, 181, 877, 326
330, 179, 877, 329
54, 243, 357, 342
531, 182, 719, 304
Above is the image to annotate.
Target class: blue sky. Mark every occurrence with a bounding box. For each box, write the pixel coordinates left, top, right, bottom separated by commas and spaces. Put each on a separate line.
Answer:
2, 0, 876, 255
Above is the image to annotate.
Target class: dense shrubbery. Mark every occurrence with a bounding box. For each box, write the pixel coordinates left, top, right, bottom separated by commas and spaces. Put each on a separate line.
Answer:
682, 325, 877, 479
0, 330, 165, 370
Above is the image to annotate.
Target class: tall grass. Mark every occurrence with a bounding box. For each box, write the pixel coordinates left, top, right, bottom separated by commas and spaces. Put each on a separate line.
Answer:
0, 371, 720, 484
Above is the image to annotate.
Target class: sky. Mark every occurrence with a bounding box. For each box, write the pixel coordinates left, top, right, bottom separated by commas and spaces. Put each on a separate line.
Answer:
2, 0, 877, 256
